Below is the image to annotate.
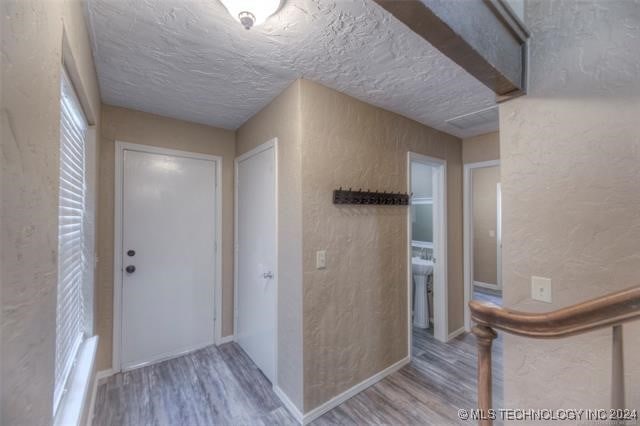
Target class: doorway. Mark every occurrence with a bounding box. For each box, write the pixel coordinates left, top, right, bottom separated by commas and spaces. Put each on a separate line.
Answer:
234, 139, 277, 384
464, 160, 502, 331
407, 153, 448, 352
114, 142, 222, 371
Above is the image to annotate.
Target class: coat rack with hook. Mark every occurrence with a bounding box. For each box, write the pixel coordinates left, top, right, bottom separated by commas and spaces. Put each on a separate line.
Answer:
333, 187, 411, 205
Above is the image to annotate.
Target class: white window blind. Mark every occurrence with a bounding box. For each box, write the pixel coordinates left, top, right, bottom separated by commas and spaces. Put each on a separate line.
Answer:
54, 68, 89, 414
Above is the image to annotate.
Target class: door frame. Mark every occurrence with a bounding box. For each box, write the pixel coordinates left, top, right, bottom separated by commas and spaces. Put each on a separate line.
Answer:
233, 138, 279, 385
496, 182, 502, 289
407, 152, 448, 350
463, 160, 500, 332
112, 141, 223, 372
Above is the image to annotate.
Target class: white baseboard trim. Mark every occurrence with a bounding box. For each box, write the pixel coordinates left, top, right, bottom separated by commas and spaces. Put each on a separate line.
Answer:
86, 368, 116, 426
473, 280, 500, 290
273, 385, 304, 424
217, 334, 234, 345
447, 327, 466, 340
96, 368, 116, 381
301, 356, 410, 425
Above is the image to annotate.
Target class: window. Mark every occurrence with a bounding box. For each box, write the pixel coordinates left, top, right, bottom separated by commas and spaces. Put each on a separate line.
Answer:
411, 198, 434, 245
54, 68, 90, 415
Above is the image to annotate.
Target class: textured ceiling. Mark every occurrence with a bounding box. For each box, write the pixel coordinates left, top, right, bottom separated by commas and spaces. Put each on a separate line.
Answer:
86, 0, 498, 138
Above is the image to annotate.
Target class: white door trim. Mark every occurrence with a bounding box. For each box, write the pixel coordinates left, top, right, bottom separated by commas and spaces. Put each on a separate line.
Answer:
407, 152, 448, 348
112, 141, 223, 372
463, 159, 500, 332
234, 138, 279, 386
496, 182, 502, 289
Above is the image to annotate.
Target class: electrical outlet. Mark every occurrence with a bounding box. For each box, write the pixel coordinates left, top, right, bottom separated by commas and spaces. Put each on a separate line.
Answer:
531, 276, 552, 303
316, 250, 326, 269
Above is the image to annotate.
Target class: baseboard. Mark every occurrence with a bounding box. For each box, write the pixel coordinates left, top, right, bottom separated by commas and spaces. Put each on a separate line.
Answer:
217, 334, 234, 345
96, 368, 116, 381
86, 368, 115, 426
301, 356, 410, 424
273, 385, 304, 424
447, 327, 466, 340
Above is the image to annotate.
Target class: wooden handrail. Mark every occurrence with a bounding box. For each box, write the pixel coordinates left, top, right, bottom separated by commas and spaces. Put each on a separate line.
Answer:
470, 285, 640, 338
469, 285, 640, 426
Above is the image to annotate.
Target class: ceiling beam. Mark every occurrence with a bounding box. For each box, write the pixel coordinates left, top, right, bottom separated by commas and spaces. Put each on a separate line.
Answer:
374, 0, 529, 100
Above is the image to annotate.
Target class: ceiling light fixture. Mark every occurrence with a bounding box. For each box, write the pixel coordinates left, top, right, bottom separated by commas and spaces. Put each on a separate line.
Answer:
219, 0, 282, 30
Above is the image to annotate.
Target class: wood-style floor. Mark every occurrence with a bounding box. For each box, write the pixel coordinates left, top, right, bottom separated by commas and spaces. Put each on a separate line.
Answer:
94, 327, 502, 425
93, 343, 297, 426
313, 327, 502, 425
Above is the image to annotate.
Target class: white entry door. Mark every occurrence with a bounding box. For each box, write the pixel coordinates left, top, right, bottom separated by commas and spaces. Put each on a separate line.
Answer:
235, 141, 276, 383
120, 147, 217, 370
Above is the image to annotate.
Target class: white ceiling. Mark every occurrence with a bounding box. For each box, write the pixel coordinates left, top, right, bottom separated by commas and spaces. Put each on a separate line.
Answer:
86, 0, 498, 138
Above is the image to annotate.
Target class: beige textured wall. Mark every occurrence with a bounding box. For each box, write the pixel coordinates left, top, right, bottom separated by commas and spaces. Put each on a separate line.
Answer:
500, 0, 640, 409
1, 0, 101, 424
463, 131, 500, 163
236, 81, 304, 410
472, 166, 499, 285
299, 80, 463, 411
95, 105, 235, 371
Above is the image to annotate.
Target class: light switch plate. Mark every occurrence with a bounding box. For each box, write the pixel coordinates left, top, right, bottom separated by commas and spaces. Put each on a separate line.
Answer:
316, 250, 326, 269
489, 230, 495, 237
531, 276, 552, 303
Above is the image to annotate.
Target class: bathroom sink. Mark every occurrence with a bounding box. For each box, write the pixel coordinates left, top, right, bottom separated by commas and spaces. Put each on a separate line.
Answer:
412, 257, 433, 276
412, 257, 434, 329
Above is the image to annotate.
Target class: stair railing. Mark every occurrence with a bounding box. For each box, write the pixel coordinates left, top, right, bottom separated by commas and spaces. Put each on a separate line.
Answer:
469, 285, 640, 425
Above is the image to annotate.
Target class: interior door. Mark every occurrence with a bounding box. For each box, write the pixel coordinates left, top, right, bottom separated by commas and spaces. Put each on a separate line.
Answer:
235, 143, 276, 383
121, 149, 216, 370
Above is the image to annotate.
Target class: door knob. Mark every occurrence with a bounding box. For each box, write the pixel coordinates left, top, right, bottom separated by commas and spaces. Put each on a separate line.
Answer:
263, 271, 274, 279
125, 265, 136, 274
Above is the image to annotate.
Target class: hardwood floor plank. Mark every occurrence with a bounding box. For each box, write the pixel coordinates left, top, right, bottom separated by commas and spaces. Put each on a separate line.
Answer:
93, 344, 296, 426
311, 328, 503, 425
217, 343, 282, 414
190, 345, 261, 422
94, 329, 502, 426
